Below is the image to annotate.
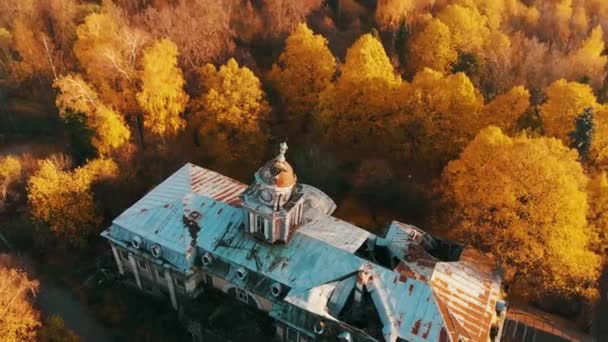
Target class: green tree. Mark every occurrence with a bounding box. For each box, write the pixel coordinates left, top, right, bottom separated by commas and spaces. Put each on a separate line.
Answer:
569, 107, 595, 161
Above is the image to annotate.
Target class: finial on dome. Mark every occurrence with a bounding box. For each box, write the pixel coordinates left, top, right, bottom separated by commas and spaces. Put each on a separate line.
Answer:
277, 141, 288, 162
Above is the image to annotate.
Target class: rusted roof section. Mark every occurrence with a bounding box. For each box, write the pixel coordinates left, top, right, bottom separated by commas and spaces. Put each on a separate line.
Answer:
433, 250, 501, 341
386, 222, 502, 342
119, 163, 246, 218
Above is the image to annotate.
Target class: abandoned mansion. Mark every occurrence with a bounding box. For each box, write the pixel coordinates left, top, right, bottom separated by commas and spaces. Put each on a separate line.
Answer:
100, 143, 507, 342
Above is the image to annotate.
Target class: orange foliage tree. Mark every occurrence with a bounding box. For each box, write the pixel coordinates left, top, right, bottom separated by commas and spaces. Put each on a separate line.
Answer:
442, 126, 600, 301
0, 255, 40, 342
269, 23, 336, 132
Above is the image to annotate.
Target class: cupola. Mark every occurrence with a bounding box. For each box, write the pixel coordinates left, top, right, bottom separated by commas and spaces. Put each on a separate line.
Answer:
240, 142, 306, 244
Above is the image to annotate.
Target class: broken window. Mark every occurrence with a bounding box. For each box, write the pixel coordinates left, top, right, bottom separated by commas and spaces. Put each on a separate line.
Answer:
175, 276, 185, 288
236, 288, 248, 303
137, 258, 147, 270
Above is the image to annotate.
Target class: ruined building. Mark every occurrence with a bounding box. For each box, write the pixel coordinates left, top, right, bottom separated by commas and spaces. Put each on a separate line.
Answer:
101, 143, 507, 342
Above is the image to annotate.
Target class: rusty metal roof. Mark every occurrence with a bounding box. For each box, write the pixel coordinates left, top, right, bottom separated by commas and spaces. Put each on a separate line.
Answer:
102, 163, 504, 342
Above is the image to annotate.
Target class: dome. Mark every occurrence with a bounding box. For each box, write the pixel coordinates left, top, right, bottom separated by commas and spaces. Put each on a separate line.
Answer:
259, 158, 296, 187
258, 142, 297, 188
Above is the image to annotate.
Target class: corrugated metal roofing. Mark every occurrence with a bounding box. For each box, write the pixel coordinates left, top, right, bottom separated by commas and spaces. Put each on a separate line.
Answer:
101, 163, 503, 342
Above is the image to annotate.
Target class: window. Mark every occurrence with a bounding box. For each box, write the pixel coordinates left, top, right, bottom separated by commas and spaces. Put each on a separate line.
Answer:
256, 215, 265, 235
137, 258, 147, 270
156, 267, 165, 281
120, 250, 129, 260
286, 327, 299, 342
236, 288, 248, 303
175, 276, 185, 288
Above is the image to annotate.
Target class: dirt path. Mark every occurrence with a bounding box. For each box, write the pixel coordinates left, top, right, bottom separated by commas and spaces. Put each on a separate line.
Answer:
37, 279, 115, 342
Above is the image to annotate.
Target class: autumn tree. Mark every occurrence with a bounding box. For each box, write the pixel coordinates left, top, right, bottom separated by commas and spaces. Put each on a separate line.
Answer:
482, 86, 530, 134
327, 33, 404, 155
0, 156, 21, 205
74, 2, 148, 115
408, 18, 457, 74
540, 79, 598, 143
137, 38, 189, 140
38, 315, 80, 342
0, 254, 40, 342
138, 0, 234, 68
442, 126, 600, 301
54, 74, 131, 156
405, 68, 484, 162
195, 58, 270, 169
268, 23, 336, 132
27, 158, 118, 246
566, 25, 607, 89
375, 0, 434, 29
588, 171, 608, 250
436, 4, 490, 54
590, 106, 608, 169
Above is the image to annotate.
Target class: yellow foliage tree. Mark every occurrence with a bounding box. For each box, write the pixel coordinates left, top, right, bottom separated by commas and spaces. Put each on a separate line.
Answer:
27, 158, 118, 246
406, 68, 484, 160
588, 171, 608, 250
196, 58, 270, 167
0, 255, 40, 342
540, 79, 598, 143
442, 126, 600, 301
409, 18, 457, 74
567, 25, 607, 89
329, 33, 405, 155
0, 156, 21, 203
590, 106, 608, 168
74, 5, 148, 114
137, 38, 189, 139
436, 4, 490, 53
482, 86, 530, 134
268, 23, 336, 131
54, 73, 131, 156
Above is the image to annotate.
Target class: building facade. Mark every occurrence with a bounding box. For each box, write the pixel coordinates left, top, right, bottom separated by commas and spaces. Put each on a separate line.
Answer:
100, 143, 507, 342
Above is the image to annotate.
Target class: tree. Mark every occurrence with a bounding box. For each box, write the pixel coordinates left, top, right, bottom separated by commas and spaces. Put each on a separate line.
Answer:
38, 315, 80, 342
137, 38, 189, 139
482, 86, 530, 134
566, 25, 608, 89
590, 106, 608, 169
540, 79, 598, 143
0, 156, 21, 205
54, 74, 131, 156
268, 23, 336, 132
442, 126, 600, 301
408, 18, 457, 74
74, 3, 148, 115
406, 68, 484, 162
436, 4, 490, 53
0, 254, 40, 342
27, 158, 118, 246
328, 33, 405, 155
588, 171, 608, 251
138, 0, 234, 68
195, 58, 270, 169
569, 107, 595, 161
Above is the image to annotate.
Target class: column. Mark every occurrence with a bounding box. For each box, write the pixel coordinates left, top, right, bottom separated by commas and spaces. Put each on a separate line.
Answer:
110, 244, 124, 275
128, 252, 143, 290
263, 218, 271, 240
248, 212, 254, 233
165, 268, 178, 310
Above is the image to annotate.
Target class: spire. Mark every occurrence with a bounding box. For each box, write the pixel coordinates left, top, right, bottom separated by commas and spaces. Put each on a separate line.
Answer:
277, 141, 288, 162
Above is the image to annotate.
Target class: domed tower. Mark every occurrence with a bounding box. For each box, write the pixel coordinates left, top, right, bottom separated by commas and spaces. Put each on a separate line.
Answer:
240, 142, 306, 244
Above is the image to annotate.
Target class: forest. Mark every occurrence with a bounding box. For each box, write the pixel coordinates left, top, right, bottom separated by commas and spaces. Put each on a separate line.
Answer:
1, 0, 608, 340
